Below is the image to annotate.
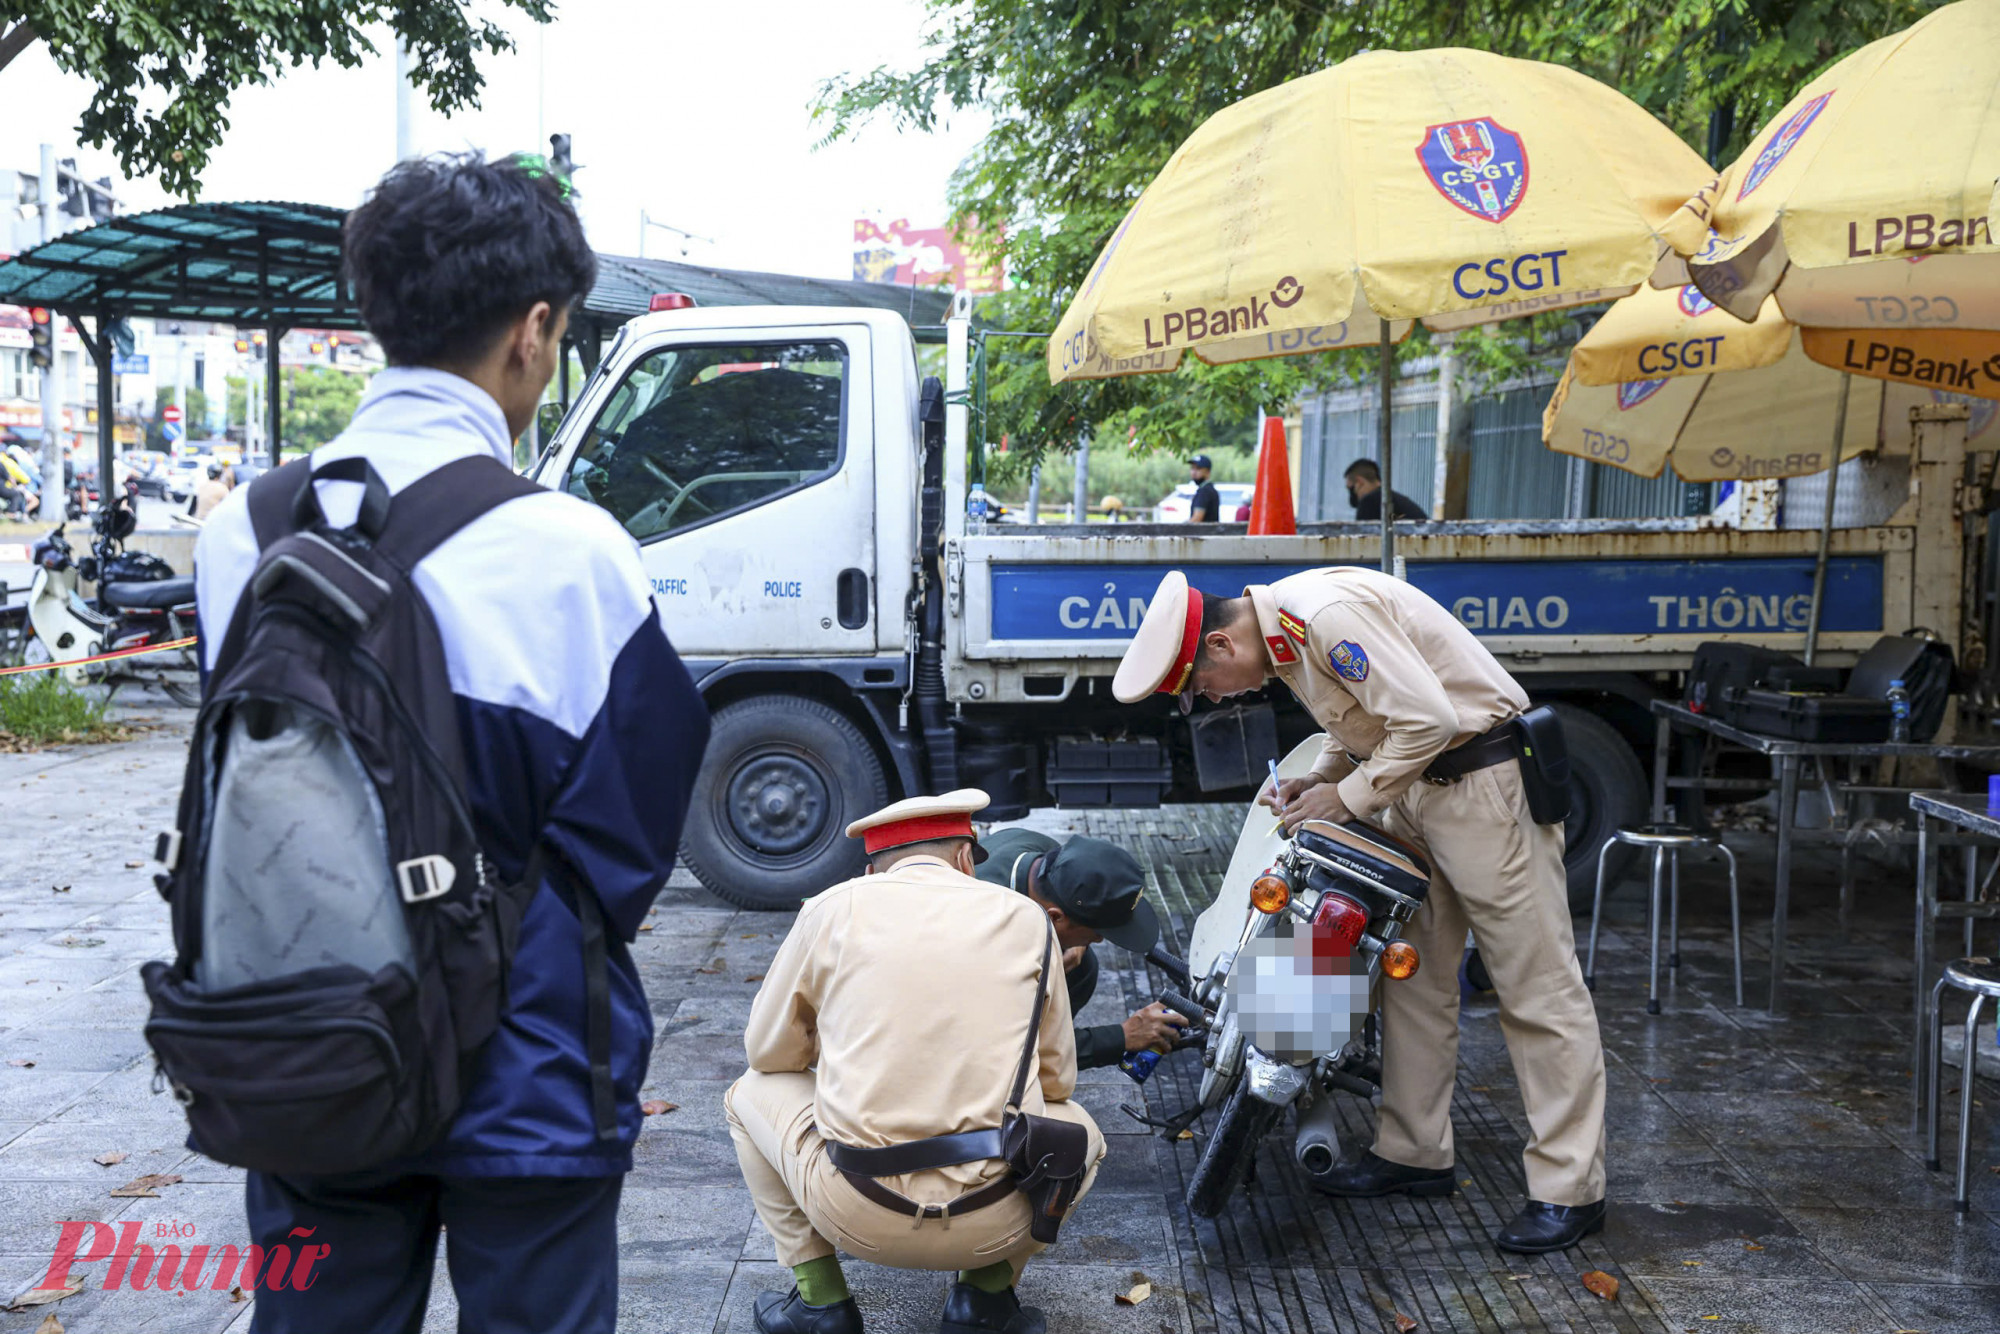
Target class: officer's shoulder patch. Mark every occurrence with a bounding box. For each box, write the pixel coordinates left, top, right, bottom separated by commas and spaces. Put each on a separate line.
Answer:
1328, 640, 1370, 683
1276, 610, 1309, 642
1265, 634, 1298, 666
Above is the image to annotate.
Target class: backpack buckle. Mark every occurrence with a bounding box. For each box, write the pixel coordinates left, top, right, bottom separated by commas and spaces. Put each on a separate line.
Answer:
396, 855, 457, 904
155, 830, 182, 872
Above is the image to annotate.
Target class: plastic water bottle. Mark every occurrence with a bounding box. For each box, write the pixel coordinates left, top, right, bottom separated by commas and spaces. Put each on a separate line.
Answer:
1888, 678, 1911, 744
1119, 1048, 1164, 1085
966, 488, 990, 535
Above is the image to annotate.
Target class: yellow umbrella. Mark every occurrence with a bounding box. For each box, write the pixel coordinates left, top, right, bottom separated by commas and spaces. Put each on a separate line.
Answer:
1048, 46, 1714, 568
1545, 282, 1882, 481
1666, 0, 2000, 400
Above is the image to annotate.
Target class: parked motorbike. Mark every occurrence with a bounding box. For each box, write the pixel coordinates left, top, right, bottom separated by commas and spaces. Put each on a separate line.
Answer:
1142, 742, 1432, 1218
26, 505, 200, 707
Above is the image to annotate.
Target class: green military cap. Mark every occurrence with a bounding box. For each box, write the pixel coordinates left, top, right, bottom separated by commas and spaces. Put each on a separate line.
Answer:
1033, 836, 1160, 955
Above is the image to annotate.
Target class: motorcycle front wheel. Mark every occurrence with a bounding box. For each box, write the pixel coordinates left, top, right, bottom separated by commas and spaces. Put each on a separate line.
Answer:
1184, 1080, 1287, 1218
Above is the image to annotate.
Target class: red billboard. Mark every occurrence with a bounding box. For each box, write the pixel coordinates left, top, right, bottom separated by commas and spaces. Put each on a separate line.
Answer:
853, 218, 1003, 294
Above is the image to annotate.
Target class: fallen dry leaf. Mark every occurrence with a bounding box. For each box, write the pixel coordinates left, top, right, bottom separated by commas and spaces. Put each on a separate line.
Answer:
123, 860, 144, 869
697, 958, 724, 974
1114, 1281, 1151, 1306
1176, 1129, 1194, 1141
7, 1059, 32, 1067
1393, 1312, 1418, 1333
92, 1151, 128, 1167
230, 1286, 246, 1302
110, 1172, 181, 1198
1744, 1243, 1765, 1252
1681, 1260, 1702, 1268
744, 973, 764, 983
7, 1275, 83, 1309
636, 923, 654, 933
1580, 1270, 1620, 1302
640, 1100, 678, 1116
33, 1311, 61, 1334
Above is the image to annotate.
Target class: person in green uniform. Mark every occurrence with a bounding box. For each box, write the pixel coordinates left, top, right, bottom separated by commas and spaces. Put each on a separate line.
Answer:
975, 827, 1186, 1068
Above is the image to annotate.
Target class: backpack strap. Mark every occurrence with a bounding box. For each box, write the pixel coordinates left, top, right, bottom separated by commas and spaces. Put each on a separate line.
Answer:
373, 455, 543, 572
246, 457, 316, 549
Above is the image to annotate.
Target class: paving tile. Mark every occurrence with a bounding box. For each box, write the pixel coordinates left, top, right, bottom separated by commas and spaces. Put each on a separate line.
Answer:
1724, 1144, 1958, 1210
1607, 1142, 1766, 1207
1630, 1276, 1890, 1333
1654, 1089, 1892, 1147
615, 1256, 742, 1332
1865, 1281, 2000, 1334
0, 1026, 152, 1073
0, 1121, 193, 1183
617, 1185, 758, 1261
1598, 1201, 1843, 1279
1785, 1206, 2000, 1284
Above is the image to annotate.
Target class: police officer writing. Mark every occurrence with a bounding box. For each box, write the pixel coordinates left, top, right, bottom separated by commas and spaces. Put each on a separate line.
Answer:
1185, 454, 1222, 522
1112, 568, 1607, 1254
974, 828, 1186, 1069
727, 791, 1105, 1334
1344, 458, 1426, 521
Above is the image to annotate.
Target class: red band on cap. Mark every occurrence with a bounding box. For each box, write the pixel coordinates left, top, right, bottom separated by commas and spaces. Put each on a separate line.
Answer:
861, 813, 976, 855
1157, 587, 1204, 697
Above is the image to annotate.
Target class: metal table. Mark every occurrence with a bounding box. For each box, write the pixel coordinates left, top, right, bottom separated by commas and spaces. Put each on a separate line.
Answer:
1909, 792, 2000, 1124
1649, 701, 2000, 1013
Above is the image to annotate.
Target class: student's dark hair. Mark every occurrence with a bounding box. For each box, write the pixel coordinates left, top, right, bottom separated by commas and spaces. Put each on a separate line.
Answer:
1343, 458, 1381, 482
342, 153, 596, 368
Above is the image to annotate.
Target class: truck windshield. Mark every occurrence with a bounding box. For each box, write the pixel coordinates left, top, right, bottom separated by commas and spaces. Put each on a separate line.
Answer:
564, 339, 847, 541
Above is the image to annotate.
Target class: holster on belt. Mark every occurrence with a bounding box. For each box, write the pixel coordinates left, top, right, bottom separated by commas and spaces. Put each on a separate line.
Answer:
823, 927, 1091, 1243
1391, 704, 1572, 826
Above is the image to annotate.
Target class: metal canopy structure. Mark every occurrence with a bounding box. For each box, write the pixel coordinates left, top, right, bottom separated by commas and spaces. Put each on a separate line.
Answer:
0, 201, 958, 486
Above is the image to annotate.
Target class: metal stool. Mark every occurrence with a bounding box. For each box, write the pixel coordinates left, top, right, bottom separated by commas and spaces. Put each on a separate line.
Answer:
1585, 823, 1743, 1013
1927, 957, 2000, 1210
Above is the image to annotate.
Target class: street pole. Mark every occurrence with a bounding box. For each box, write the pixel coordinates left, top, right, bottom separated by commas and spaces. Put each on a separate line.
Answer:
395, 40, 414, 164
36, 145, 63, 522
1026, 463, 1041, 524
1802, 374, 1853, 666
1072, 429, 1089, 523
1377, 318, 1394, 573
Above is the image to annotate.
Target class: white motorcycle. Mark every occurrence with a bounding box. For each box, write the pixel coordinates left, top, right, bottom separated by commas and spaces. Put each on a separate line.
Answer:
1154, 740, 1433, 1218
26, 521, 201, 707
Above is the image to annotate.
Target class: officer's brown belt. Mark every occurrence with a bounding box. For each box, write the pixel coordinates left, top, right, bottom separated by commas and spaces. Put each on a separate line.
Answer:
1352, 718, 1522, 785
824, 1131, 1017, 1217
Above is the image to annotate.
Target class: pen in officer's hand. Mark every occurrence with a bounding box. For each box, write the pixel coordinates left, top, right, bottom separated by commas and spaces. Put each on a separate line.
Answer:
1267, 759, 1286, 835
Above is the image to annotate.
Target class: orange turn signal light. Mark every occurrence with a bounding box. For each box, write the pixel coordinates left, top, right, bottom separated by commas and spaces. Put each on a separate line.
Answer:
1249, 874, 1291, 915
1381, 940, 1420, 979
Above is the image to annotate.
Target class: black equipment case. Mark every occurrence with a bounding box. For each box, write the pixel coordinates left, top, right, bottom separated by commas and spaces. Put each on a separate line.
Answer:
1685, 642, 1806, 714
1719, 687, 1892, 744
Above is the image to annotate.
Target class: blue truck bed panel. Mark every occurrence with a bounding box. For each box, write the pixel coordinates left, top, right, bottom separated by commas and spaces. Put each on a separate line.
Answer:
988, 556, 1885, 640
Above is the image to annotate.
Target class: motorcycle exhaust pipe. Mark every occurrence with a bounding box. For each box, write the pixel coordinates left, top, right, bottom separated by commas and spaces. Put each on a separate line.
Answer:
1293, 1092, 1342, 1178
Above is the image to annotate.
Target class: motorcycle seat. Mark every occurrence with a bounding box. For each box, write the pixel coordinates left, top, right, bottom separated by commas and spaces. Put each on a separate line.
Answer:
1294, 820, 1432, 902
101, 576, 196, 610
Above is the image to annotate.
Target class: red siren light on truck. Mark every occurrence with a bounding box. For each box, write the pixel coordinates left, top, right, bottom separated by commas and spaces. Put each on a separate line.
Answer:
649, 292, 697, 312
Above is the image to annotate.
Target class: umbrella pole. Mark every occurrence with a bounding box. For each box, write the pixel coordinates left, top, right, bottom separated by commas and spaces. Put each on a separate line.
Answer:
1802, 372, 1852, 666
1378, 318, 1394, 573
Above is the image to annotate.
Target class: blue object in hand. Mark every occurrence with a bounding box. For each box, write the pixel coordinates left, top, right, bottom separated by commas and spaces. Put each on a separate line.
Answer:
1119, 1048, 1164, 1084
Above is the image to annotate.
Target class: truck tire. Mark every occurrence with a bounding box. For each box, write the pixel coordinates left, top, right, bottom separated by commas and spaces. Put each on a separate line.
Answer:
1548, 702, 1647, 915
681, 695, 889, 911
1183, 1081, 1286, 1219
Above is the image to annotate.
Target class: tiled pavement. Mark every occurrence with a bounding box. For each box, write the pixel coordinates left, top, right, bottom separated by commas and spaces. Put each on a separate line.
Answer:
0, 712, 1997, 1332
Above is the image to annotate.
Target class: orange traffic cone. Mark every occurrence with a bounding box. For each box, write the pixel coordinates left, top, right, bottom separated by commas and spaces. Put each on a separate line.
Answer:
1246, 414, 1297, 535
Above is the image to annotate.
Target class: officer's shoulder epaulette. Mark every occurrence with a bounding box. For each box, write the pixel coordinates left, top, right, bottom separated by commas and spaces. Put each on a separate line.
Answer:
1276, 609, 1309, 643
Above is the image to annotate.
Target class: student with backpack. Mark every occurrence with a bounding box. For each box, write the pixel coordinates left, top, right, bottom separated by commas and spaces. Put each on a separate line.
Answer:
154, 154, 710, 1333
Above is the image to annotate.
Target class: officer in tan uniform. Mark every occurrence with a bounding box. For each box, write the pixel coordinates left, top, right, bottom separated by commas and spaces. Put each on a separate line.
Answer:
1112, 567, 1607, 1254
726, 790, 1106, 1334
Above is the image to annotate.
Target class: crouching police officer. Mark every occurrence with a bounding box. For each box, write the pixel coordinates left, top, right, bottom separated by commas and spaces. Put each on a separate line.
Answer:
1111, 567, 1608, 1254
727, 791, 1107, 1334
974, 828, 1187, 1069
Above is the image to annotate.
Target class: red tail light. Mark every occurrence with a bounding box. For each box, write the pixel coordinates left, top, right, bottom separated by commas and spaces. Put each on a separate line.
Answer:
1308, 891, 1369, 968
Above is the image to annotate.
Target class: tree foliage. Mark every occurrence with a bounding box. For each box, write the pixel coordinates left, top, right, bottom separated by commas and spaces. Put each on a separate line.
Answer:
278, 365, 366, 455
817, 0, 1937, 460
0, 1, 553, 198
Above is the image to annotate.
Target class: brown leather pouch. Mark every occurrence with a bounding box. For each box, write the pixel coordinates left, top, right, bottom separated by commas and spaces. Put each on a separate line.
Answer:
999, 1107, 1091, 1243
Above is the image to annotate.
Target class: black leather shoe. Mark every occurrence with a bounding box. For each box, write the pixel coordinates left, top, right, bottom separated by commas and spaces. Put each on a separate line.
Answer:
754, 1287, 864, 1334
939, 1282, 1045, 1334
1307, 1150, 1455, 1199
1495, 1199, 1608, 1254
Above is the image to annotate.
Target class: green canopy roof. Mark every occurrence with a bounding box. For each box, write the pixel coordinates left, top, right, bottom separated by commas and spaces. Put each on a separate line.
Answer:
0, 201, 954, 332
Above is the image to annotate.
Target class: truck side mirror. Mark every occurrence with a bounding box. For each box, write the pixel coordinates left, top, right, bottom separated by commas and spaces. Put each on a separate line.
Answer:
535, 401, 568, 442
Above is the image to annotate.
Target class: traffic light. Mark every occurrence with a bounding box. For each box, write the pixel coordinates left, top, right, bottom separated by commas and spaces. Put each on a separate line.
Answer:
27, 307, 51, 371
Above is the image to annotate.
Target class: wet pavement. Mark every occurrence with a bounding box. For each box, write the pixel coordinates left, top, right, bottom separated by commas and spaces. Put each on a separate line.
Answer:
0, 713, 1995, 1332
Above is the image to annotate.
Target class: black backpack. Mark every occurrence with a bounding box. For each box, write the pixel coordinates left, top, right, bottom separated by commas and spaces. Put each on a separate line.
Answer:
143, 454, 619, 1174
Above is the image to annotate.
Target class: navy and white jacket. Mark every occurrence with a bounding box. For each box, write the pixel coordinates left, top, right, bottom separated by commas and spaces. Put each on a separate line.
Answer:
195, 367, 710, 1178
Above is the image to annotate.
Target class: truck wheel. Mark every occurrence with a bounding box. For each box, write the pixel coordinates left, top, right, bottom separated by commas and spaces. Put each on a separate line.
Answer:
681, 695, 889, 911
1548, 702, 1647, 915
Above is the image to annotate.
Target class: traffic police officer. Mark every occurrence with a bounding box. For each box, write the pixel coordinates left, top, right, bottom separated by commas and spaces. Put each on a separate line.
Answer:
726, 791, 1106, 1334
974, 828, 1186, 1069
1111, 567, 1608, 1254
